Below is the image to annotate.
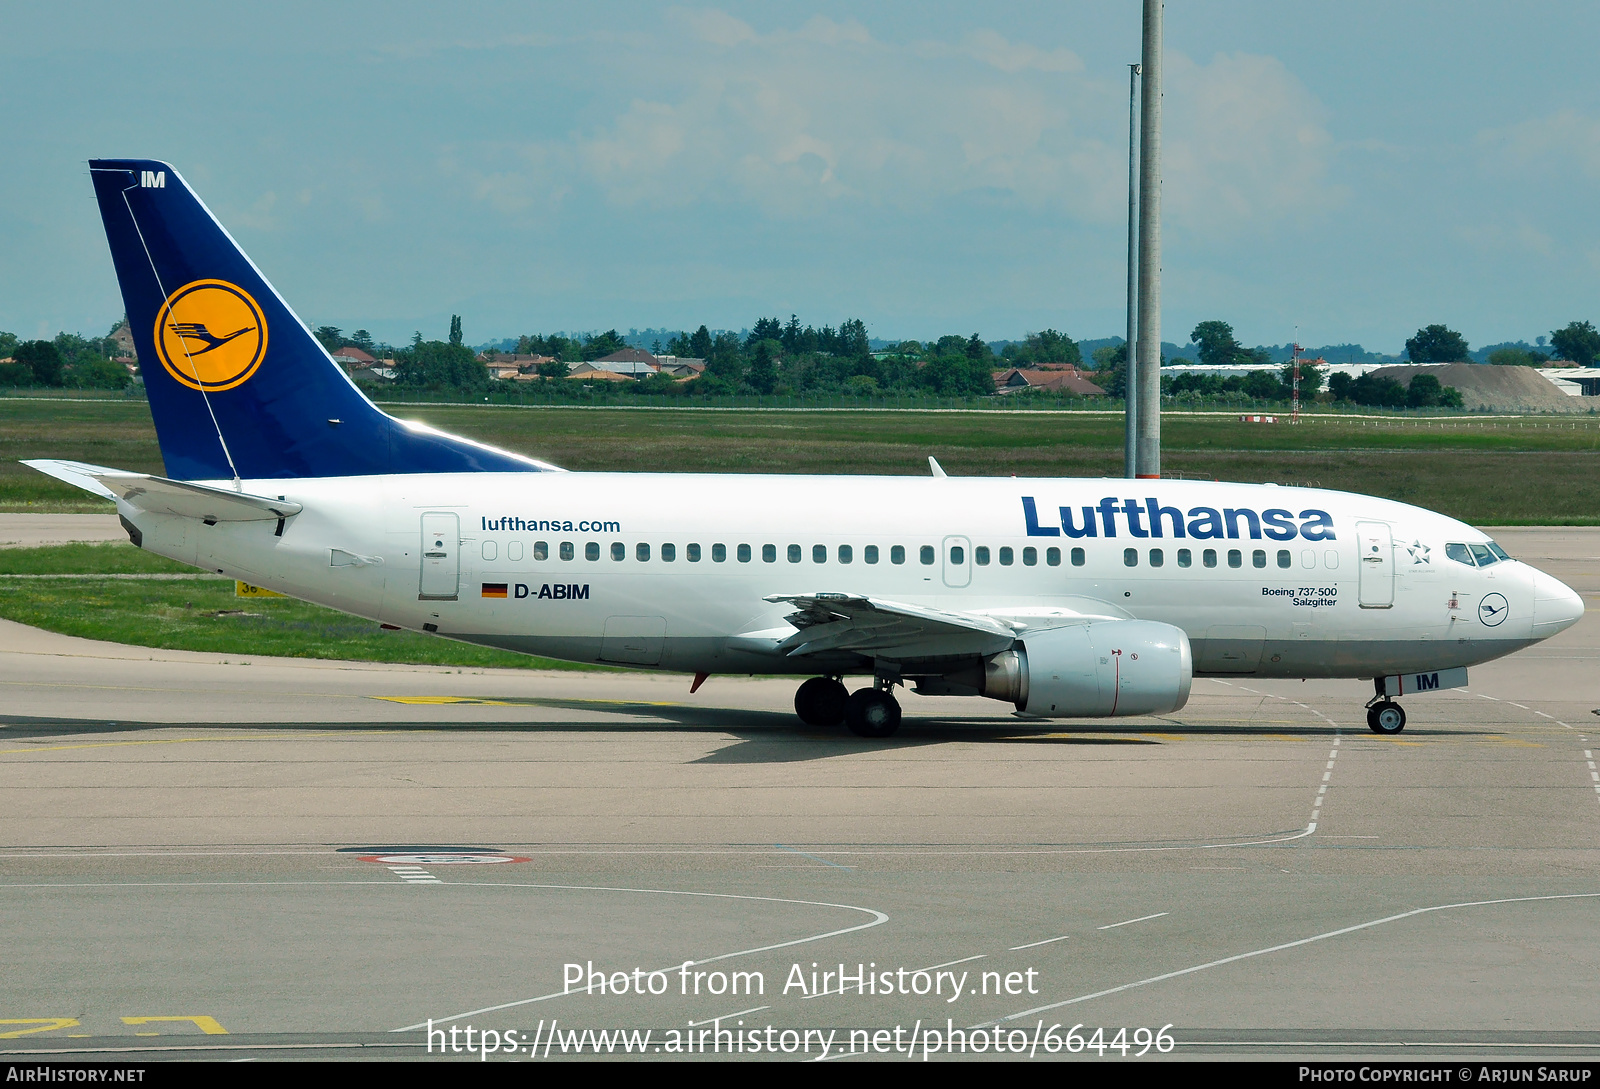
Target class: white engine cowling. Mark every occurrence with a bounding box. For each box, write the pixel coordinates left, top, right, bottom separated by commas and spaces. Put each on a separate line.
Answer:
982, 620, 1193, 717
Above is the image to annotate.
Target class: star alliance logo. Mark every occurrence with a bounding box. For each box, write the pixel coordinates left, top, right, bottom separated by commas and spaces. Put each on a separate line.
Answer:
1406, 540, 1432, 564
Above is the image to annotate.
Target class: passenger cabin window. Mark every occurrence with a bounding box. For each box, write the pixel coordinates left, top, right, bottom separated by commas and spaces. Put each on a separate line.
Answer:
636, 543, 650, 562
1071, 547, 1085, 566
661, 543, 675, 562
1203, 548, 1217, 568
712, 544, 727, 562
838, 544, 852, 564
534, 542, 549, 561
762, 544, 776, 563
481, 540, 497, 561
1227, 549, 1242, 569
950, 545, 965, 564
586, 542, 600, 561
1177, 548, 1192, 568
1022, 547, 1037, 566
813, 545, 827, 563
921, 545, 935, 565
1149, 548, 1164, 568
999, 547, 1014, 566
560, 542, 574, 561
687, 543, 701, 562
1046, 547, 1060, 566
1124, 548, 1138, 567
611, 542, 626, 561
1252, 549, 1266, 568
865, 545, 879, 564
1277, 549, 1291, 569
891, 546, 906, 565
508, 541, 523, 561
736, 544, 751, 563
787, 544, 801, 563
975, 546, 990, 566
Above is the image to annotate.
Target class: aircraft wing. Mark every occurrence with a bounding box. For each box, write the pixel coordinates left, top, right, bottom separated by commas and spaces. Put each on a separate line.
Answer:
762, 592, 1018, 660
23, 460, 303, 522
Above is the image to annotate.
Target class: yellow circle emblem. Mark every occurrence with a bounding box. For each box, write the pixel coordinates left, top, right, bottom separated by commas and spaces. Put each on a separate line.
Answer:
152, 279, 268, 392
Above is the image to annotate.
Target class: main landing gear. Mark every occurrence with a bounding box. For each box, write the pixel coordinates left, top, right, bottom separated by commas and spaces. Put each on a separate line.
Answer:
794, 676, 849, 728
1365, 679, 1407, 734
794, 676, 902, 738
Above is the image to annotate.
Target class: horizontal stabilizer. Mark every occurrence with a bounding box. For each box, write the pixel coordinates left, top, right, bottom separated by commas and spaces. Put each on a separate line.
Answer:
23, 459, 301, 522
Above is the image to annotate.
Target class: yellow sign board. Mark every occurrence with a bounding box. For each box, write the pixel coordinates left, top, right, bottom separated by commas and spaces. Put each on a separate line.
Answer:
235, 581, 285, 598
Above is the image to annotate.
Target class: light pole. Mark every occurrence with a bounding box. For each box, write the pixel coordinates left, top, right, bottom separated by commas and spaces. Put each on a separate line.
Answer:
1135, 0, 1163, 479
1124, 63, 1141, 479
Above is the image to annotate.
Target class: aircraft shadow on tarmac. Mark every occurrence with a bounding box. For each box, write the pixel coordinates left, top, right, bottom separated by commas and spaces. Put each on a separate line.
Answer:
0, 701, 1470, 765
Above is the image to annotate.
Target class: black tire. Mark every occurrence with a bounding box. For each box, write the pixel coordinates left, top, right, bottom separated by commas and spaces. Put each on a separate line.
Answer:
794, 677, 849, 727
1367, 701, 1406, 734
845, 688, 901, 738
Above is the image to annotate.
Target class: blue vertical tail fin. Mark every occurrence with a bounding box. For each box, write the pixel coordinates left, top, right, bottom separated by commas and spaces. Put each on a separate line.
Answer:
88, 159, 556, 481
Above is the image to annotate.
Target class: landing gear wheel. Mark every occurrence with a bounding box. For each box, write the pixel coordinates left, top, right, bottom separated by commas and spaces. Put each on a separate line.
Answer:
794, 677, 849, 727
1367, 701, 1406, 734
845, 687, 902, 738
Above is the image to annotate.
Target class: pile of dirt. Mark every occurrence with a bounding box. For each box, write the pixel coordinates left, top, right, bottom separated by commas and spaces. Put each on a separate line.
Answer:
1366, 363, 1594, 413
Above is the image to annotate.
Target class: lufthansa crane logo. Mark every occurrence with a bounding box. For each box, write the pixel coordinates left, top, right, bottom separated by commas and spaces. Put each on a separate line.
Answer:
152, 279, 268, 392
1478, 592, 1509, 627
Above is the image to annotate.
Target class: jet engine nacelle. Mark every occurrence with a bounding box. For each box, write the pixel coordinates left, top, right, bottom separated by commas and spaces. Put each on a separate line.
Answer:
981, 620, 1193, 718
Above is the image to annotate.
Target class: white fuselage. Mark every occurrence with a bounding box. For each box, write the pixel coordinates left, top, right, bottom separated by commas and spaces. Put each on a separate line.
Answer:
122, 472, 1583, 680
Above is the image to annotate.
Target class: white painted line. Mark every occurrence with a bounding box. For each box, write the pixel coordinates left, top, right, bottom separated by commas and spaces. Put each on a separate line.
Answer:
920, 954, 987, 971
1098, 912, 1169, 930
1585, 751, 1593, 760
687, 1005, 769, 1026
1535, 711, 1553, 718
1478, 693, 1501, 701
1318, 785, 1327, 794
1325, 761, 1336, 770
392, 885, 890, 1031
1322, 771, 1332, 782
980, 893, 1600, 1028
1510, 703, 1528, 710
1010, 935, 1071, 951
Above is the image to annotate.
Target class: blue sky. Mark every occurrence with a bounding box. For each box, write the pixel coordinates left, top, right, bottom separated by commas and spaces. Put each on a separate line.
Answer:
3, 2, 1598, 353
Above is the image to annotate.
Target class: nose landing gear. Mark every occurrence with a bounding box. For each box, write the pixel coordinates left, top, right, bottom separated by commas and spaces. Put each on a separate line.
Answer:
1365, 679, 1407, 734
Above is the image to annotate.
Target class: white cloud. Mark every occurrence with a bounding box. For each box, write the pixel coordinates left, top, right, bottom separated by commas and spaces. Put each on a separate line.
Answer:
530, 14, 1120, 220
1162, 52, 1344, 238
961, 28, 1083, 74
1477, 109, 1600, 178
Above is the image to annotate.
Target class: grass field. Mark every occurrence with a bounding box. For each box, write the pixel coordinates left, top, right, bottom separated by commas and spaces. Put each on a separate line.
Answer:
0, 542, 607, 671
4, 399, 1599, 522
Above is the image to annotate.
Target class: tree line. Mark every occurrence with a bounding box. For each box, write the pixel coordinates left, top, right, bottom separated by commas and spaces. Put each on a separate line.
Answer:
0, 326, 133, 389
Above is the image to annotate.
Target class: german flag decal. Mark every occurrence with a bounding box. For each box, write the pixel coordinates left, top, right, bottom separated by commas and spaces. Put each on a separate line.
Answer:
481, 583, 508, 598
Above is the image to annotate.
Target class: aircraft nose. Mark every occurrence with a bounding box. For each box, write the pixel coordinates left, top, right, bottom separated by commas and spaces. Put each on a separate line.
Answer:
1531, 569, 1584, 638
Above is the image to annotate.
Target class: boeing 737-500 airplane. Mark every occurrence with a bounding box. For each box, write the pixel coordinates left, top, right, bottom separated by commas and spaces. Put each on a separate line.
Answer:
26, 159, 1586, 737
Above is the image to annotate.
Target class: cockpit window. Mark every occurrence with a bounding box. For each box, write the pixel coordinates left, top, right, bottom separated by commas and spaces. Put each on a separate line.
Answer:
1445, 543, 1474, 566
1469, 543, 1496, 566
1487, 542, 1511, 562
